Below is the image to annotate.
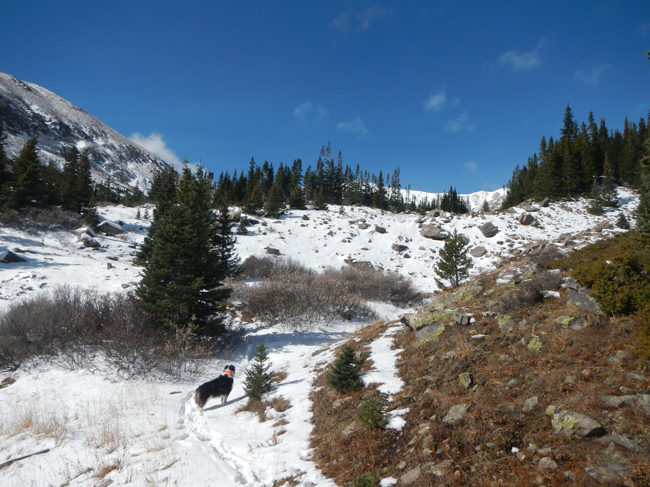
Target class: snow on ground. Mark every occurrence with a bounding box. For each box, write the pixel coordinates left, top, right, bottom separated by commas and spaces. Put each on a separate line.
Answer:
0, 187, 639, 486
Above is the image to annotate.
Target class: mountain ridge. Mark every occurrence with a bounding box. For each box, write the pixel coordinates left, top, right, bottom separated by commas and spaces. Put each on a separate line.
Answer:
0, 72, 169, 191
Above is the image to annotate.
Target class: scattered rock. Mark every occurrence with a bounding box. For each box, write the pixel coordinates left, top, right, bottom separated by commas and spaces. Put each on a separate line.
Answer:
452, 311, 472, 326
375, 225, 386, 234
555, 315, 588, 331
608, 351, 630, 366
552, 411, 607, 438
498, 315, 517, 334
341, 420, 361, 437
608, 432, 645, 453
415, 324, 446, 345
523, 396, 539, 412
627, 372, 646, 382
470, 246, 487, 257
78, 233, 100, 248
568, 288, 604, 315
228, 208, 242, 221
585, 459, 631, 484
266, 248, 280, 256
459, 372, 473, 389
538, 457, 557, 471
0, 251, 27, 264
343, 259, 374, 271
600, 395, 636, 408
97, 220, 124, 235
519, 213, 534, 225
420, 224, 449, 240
400, 466, 422, 486
301, 215, 310, 221
479, 222, 499, 238
442, 404, 470, 425
391, 243, 409, 253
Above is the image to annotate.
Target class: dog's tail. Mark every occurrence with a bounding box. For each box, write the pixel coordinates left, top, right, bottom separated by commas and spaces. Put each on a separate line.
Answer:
194, 389, 205, 409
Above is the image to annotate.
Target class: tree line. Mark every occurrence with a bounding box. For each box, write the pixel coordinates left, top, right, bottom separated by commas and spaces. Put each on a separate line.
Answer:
501, 106, 650, 209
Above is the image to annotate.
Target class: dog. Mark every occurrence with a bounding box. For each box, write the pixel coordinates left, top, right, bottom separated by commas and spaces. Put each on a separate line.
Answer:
194, 365, 236, 413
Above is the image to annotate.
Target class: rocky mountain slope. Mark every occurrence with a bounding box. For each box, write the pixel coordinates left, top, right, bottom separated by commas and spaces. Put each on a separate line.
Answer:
0, 72, 169, 190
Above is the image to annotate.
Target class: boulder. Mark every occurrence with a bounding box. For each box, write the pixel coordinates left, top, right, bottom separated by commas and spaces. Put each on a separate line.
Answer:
552, 411, 606, 438
470, 246, 487, 258
568, 289, 604, 315
522, 396, 539, 412
0, 250, 27, 264
358, 222, 369, 230
301, 215, 310, 221
539, 198, 550, 207
415, 324, 446, 345
420, 224, 449, 240
452, 311, 472, 325
585, 460, 631, 484
479, 222, 499, 238
498, 315, 516, 334
228, 208, 242, 221
459, 372, 473, 389
97, 220, 124, 235
555, 315, 588, 331
426, 209, 445, 218
375, 225, 387, 234
442, 404, 470, 425
391, 243, 408, 253
78, 233, 100, 248
518, 213, 534, 225
266, 248, 280, 256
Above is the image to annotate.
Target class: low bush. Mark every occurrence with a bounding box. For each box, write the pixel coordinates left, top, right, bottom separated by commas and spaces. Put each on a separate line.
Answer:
0, 286, 218, 377
350, 471, 380, 487
0, 207, 84, 232
239, 256, 314, 279
497, 271, 563, 313
326, 344, 366, 393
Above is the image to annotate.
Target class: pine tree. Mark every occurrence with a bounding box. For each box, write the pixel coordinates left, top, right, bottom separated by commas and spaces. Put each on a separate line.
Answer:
326, 344, 366, 394
264, 175, 285, 218
434, 229, 473, 289
636, 139, 650, 238
135, 164, 231, 334
243, 342, 273, 401
214, 203, 240, 278
313, 187, 327, 211
2, 137, 44, 210
288, 185, 306, 209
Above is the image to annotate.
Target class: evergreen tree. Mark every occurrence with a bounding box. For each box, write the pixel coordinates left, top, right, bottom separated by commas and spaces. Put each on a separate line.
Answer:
371, 171, 388, 209
264, 172, 285, 218
214, 203, 240, 278
616, 213, 631, 229
288, 184, 306, 209
434, 229, 473, 289
243, 342, 273, 401
244, 183, 264, 215
313, 187, 327, 211
2, 137, 43, 210
326, 344, 366, 394
636, 139, 650, 238
135, 163, 231, 334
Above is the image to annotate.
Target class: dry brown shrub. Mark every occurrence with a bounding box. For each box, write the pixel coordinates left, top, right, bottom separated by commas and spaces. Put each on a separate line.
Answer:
497, 271, 563, 313
0, 207, 84, 232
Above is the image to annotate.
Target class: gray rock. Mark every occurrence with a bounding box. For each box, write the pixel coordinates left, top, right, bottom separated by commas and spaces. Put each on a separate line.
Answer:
608, 432, 645, 453
555, 315, 588, 331
343, 259, 374, 271
538, 457, 557, 471
420, 224, 449, 240
498, 315, 517, 334
479, 222, 499, 238
459, 372, 473, 389
540, 198, 550, 207
375, 225, 387, 234
301, 214, 310, 220
228, 208, 242, 221
0, 250, 27, 264
266, 248, 280, 255
627, 372, 646, 382
523, 396, 539, 412
585, 459, 631, 484
552, 411, 606, 438
568, 289, 604, 315
636, 394, 650, 414
452, 311, 472, 326
400, 466, 421, 486
519, 213, 534, 225
358, 222, 369, 230
470, 246, 487, 257
341, 420, 361, 437
97, 220, 124, 235
442, 404, 470, 425
415, 324, 446, 346
429, 460, 453, 476
78, 233, 100, 248
608, 351, 630, 365
600, 395, 636, 408
391, 243, 409, 253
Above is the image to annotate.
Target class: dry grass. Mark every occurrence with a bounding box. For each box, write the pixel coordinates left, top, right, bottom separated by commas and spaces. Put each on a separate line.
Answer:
309, 257, 650, 486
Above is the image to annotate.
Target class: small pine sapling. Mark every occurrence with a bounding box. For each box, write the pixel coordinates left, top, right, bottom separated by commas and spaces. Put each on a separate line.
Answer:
434, 228, 473, 289
244, 342, 273, 401
616, 213, 630, 229
358, 397, 387, 429
326, 344, 366, 394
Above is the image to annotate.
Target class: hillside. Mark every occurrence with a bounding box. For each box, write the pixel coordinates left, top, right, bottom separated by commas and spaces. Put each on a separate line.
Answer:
0, 72, 169, 190
0, 190, 647, 486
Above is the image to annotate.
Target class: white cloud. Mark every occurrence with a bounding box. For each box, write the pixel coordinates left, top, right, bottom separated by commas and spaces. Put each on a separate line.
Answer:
330, 4, 391, 31
337, 117, 370, 138
359, 5, 390, 30
446, 114, 474, 132
424, 89, 446, 112
498, 39, 547, 72
574, 63, 614, 86
293, 102, 328, 123
464, 161, 478, 174
330, 12, 350, 30
130, 132, 183, 170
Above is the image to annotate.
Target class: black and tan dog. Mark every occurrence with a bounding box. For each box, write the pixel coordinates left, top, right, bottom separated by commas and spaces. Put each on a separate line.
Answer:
194, 365, 236, 413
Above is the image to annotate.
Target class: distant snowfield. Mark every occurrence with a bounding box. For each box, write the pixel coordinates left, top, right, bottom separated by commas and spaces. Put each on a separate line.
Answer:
0, 188, 639, 486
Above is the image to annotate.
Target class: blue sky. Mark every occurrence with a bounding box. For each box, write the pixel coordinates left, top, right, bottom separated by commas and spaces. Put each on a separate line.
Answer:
2, 1, 649, 193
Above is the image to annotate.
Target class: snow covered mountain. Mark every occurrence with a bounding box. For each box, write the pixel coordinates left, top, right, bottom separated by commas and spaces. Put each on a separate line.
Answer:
0, 72, 169, 191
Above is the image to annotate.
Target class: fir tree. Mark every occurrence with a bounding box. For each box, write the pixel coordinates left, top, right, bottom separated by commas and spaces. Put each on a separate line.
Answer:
135, 164, 231, 334
636, 139, 650, 238
2, 137, 44, 210
214, 203, 240, 278
326, 344, 366, 394
313, 187, 327, 211
243, 342, 273, 401
434, 229, 473, 289
264, 176, 285, 218
288, 185, 306, 209
616, 213, 631, 229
